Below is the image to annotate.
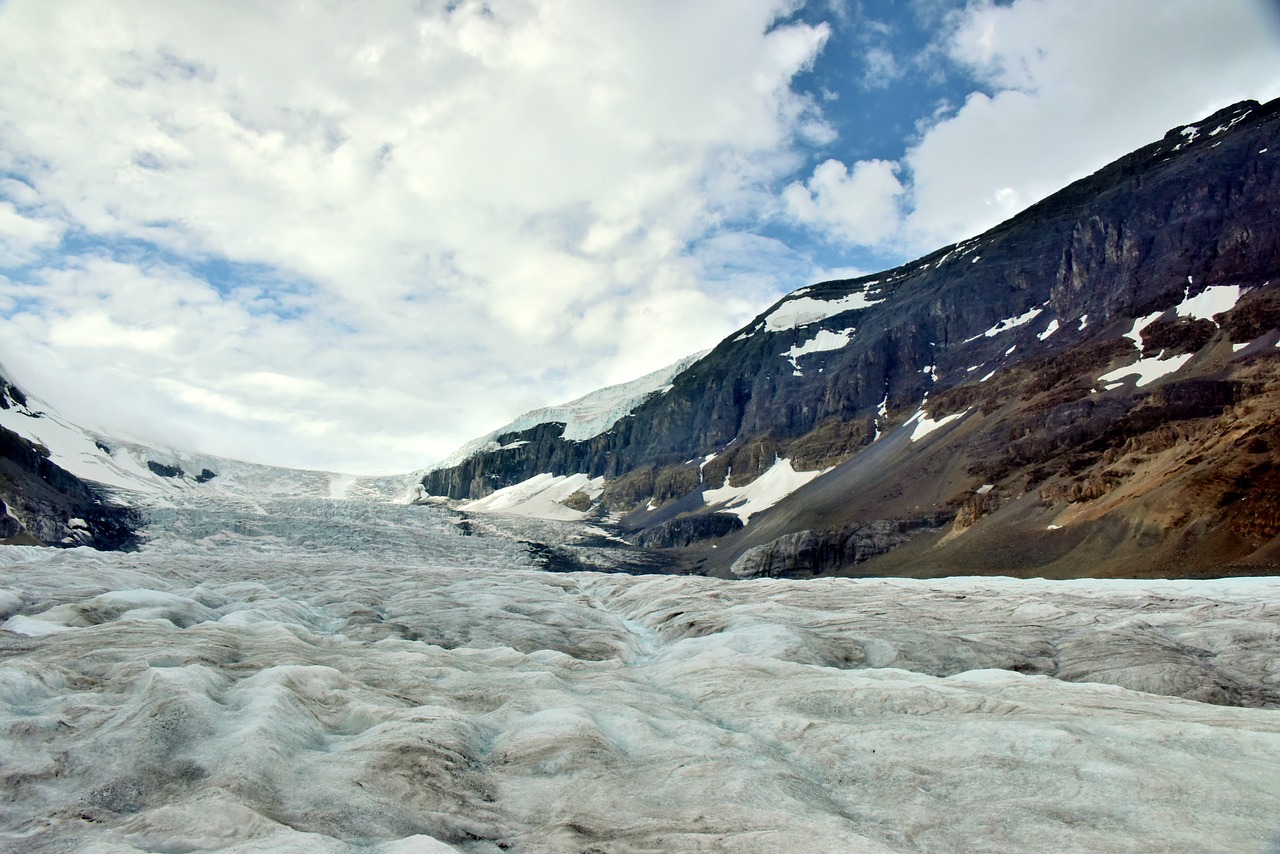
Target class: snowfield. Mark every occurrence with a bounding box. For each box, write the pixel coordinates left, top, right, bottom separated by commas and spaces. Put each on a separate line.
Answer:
2, 497, 1280, 853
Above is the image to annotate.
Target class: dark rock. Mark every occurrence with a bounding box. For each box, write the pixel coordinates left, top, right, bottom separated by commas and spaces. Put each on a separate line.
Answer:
633, 513, 743, 549
147, 461, 185, 479
1140, 317, 1217, 356
729, 516, 951, 579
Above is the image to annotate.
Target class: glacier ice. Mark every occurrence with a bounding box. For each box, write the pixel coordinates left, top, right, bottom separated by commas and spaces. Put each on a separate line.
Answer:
1, 495, 1280, 852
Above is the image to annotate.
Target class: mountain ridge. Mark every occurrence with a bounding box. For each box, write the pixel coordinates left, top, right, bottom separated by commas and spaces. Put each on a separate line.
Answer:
422, 97, 1280, 578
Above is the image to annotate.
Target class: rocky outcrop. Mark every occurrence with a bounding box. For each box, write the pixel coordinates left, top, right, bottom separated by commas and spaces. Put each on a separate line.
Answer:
728, 516, 952, 579
633, 514, 743, 549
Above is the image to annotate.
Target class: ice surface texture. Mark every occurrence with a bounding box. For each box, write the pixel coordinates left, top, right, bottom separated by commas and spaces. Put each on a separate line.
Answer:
3, 499, 1280, 853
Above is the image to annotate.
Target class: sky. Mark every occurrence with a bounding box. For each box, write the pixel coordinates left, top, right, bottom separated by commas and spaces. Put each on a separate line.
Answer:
1, 0, 1279, 474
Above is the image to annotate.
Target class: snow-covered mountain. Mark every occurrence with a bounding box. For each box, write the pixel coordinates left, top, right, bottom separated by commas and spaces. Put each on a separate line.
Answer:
421, 99, 1280, 579
428, 350, 707, 474
0, 365, 420, 548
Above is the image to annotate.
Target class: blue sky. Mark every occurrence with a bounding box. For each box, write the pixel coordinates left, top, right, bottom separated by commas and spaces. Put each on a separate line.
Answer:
1, 0, 1278, 472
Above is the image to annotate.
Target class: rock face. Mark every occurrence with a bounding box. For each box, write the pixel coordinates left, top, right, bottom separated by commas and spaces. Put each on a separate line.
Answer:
424, 99, 1280, 578
0, 373, 139, 549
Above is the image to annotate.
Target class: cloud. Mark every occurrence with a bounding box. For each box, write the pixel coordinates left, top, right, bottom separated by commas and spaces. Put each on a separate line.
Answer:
791, 0, 1280, 252
0, 200, 65, 267
0, 0, 831, 472
861, 47, 902, 90
783, 159, 905, 245
3, 0, 1277, 474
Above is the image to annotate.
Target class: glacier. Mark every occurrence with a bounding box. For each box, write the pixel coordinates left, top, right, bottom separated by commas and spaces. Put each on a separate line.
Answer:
2, 490, 1280, 853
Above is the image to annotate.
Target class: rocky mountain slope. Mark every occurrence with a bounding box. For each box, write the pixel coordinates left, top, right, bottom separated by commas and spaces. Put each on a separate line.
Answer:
423, 98, 1280, 579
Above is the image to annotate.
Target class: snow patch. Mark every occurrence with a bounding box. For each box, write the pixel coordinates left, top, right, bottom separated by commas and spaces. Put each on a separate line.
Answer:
1123, 311, 1166, 351
1037, 319, 1060, 341
461, 473, 605, 521
1098, 353, 1194, 390
907, 408, 969, 442
1176, 284, 1241, 323
703, 458, 827, 523
780, 328, 854, 374
965, 307, 1043, 343
763, 291, 883, 333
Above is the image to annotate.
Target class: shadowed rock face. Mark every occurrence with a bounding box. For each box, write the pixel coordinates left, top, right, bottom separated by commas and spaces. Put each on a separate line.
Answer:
423, 99, 1280, 578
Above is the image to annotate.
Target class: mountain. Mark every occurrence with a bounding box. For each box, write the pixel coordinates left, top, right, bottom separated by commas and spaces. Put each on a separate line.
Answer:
0, 366, 420, 548
0, 370, 139, 548
423, 98, 1280, 579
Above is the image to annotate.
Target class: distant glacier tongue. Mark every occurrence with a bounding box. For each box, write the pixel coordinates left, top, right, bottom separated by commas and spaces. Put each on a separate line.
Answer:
1, 496, 1279, 852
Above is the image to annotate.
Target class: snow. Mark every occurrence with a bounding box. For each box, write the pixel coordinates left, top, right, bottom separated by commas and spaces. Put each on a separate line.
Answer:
702, 458, 828, 523
963, 307, 1044, 343
906, 408, 969, 442
2, 522, 1280, 852
780, 327, 854, 374
327, 473, 357, 500
762, 290, 884, 333
1208, 109, 1251, 136
0, 394, 167, 495
429, 351, 707, 471
872, 393, 890, 440
0, 384, 388, 503
1123, 310, 1167, 351
1176, 284, 1242, 322
1098, 353, 1194, 389
1037, 318, 1060, 341
461, 472, 605, 521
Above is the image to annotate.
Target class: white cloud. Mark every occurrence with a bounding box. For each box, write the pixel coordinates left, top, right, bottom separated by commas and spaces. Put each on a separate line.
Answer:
862, 47, 902, 90
793, 0, 1280, 252
2, 0, 1277, 473
783, 158, 905, 245
0, 0, 830, 472
0, 202, 65, 267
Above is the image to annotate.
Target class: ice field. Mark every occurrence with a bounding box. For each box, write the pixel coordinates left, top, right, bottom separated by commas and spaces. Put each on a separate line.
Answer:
2, 497, 1280, 852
